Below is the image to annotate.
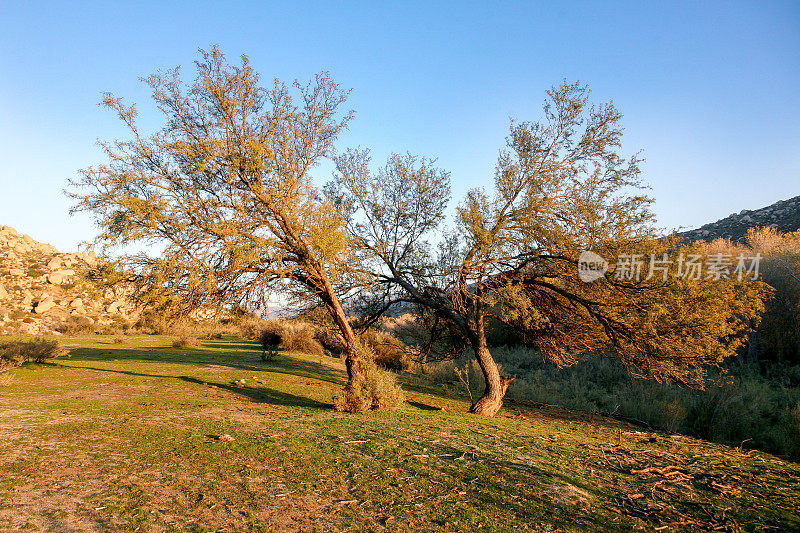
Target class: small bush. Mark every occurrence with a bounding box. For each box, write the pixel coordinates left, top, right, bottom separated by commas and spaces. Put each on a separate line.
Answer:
56, 315, 96, 335
172, 333, 199, 348
97, 325, 124, 336
333, 360, 405, 413
280, 321, 324, 356
259, 327, 281, 361
239, 317, 268, 340
315, 327, 345, 355
256, 319, 324, 357
259, 328, 281, 350
360, 329, 411, 371
0, 338, 66, 371
134, 314, 170, 335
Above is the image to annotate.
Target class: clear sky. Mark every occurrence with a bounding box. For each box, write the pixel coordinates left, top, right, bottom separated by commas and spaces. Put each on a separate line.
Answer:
1, 1, 798, 252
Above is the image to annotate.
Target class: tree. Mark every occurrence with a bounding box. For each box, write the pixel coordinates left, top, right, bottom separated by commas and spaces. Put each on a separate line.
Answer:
331, 82, 767, 416
69, 48, 378, 406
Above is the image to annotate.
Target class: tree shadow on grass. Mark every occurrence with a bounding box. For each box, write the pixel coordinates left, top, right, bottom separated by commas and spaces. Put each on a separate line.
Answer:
178, 376, 333, 409
64, 344, 348, 387
407, 400, 445, 411
54, 363, 334, 410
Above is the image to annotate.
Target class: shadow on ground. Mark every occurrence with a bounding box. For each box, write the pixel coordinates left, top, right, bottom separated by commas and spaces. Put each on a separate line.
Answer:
54, 362, 334, 410
64, 340, 347, 386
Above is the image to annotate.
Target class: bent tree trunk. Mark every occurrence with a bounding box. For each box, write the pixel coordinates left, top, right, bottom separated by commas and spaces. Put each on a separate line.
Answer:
469, 340, 515, 417
318, 275, 364, 384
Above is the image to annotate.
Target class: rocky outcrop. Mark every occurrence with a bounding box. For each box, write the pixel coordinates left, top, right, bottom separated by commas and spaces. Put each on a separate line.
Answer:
0, 224, 136, 335
682, 195, 800, 243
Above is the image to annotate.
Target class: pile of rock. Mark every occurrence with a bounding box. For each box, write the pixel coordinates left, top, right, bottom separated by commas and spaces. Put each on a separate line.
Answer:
0, 225, 135, 335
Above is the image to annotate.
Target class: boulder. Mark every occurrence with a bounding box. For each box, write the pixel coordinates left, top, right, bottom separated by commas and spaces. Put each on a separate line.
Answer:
46, 269, 75, 285
9, 268, 24, 277
34, 296, 56, 314
0, 284, 7, 300
69, 298, 83, 309
106, 301, 122, 313
47, 257, 62, 270
47, 272, 66, 285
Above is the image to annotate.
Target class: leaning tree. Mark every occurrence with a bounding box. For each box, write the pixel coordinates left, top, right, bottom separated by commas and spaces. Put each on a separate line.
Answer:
330, 81, 768, 416
69, 48, 377, 403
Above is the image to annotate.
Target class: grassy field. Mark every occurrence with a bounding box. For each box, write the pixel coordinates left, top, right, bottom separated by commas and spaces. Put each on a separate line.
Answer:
0, 336, 799, 532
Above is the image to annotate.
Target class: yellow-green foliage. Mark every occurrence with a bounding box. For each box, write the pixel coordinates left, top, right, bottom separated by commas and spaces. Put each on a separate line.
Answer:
68, 47, 363, 371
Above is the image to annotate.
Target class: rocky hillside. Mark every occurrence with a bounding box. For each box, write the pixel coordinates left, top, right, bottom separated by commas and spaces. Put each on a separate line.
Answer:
682, 195, 800, 242
0, 225, 135, 335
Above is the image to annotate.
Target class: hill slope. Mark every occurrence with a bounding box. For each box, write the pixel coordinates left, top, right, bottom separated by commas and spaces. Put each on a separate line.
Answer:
682, 195, 800, 242
0, 225, 135, 335
0, 335, 798, 531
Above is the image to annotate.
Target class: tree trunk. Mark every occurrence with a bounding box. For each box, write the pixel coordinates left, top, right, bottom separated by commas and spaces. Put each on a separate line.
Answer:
317, 273, 364, 383
469, 339, 515, 417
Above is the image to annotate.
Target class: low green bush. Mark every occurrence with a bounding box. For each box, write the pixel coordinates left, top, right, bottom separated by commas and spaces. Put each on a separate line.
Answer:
0, 338, 66, 372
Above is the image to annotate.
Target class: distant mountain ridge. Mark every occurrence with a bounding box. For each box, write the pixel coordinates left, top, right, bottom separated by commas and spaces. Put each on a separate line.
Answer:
681, 195, 800, 243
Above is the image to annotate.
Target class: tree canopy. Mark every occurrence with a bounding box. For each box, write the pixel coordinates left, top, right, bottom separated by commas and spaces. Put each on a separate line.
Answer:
69, 48, 383, 405
331, 82, 768, 416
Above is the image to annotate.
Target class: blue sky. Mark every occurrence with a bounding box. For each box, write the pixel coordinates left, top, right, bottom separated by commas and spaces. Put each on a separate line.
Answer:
1, 1, 798, 252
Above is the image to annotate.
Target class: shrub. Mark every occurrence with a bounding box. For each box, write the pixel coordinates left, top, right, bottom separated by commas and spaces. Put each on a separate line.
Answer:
56, 315, 96, 335
255, 319, 324, 357
279, 321, 324, 356
360, 329, 411, 371
0, 338, 66, 371
315, 326, 345, 355
333, 360, 405, 413
239, 317, 268, 340
172, 333, 199, 348
193, 321, 235, 340
259, 327, 281, 349
259, 327, 281, 361
134, 314, 170, 335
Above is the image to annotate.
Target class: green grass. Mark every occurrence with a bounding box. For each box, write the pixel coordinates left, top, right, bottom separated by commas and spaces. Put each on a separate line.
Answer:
0, 335, 798, 531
